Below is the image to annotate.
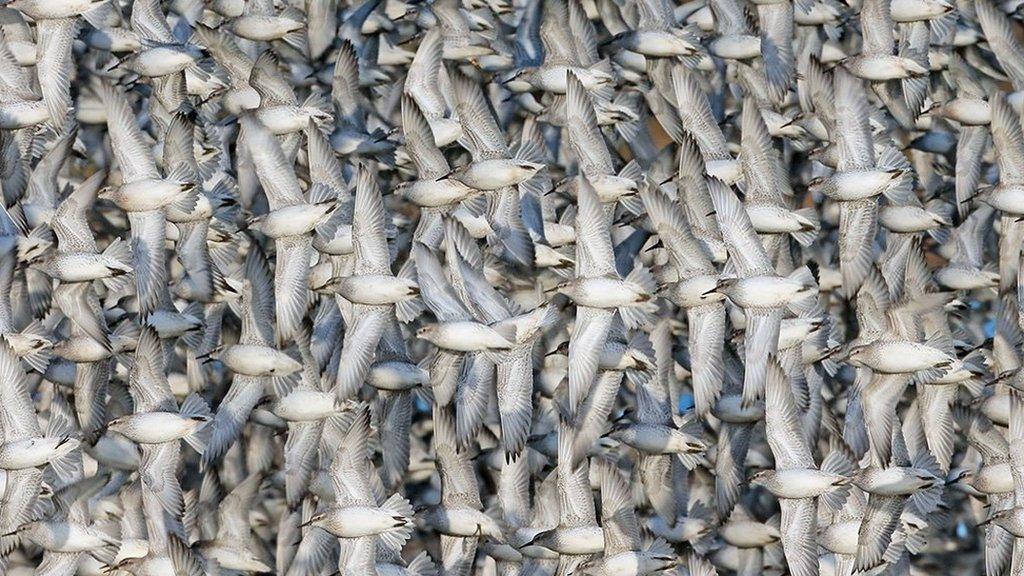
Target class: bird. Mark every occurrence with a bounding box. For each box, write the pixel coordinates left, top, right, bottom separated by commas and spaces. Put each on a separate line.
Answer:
0, 1, 1019, 575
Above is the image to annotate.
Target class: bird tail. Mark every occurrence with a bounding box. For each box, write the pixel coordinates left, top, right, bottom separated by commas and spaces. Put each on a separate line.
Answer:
111, 318, 141, 369
100, 237, 133, 294
406, 551, 438, 576
17, 224, 53, 263
619, 264, 657, 329
302, 90, 335, 133
16, 320, 52, 373
925, 198, 954, 244
790, 207, 821, 247
180, 393, 213, 454
378, 492, 415, 554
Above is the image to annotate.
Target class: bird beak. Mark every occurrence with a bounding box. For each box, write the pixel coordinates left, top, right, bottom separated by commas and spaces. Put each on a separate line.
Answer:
823, 344, 843, 359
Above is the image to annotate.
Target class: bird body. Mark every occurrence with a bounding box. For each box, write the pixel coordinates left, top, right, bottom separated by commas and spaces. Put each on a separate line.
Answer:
0, 0, 1016, 574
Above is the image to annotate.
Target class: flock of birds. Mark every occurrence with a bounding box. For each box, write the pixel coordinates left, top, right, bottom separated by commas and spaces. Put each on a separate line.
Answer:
8, 0, 1024, 574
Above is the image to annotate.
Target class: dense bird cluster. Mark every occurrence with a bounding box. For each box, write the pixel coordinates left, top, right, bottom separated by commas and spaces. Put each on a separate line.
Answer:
4, 0, 1024, 574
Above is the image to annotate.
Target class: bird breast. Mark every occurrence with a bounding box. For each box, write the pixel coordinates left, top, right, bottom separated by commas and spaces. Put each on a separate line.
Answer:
456, 159, 538, 191
273, 390, 342, 422
258, 203, 333, 238
726, 276, 804, 309
367, 360, 428, 391
113, 412, 202, 444
221, 345, 303, 377
570, 277, 648, 308
0, 100, 50, 130
0, 436, 79, 470
327, 506, 406, 538
333, 275, 418, 306
130, 46, 199, 78
761, 469, 842, 498
420, 321, 512, 352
